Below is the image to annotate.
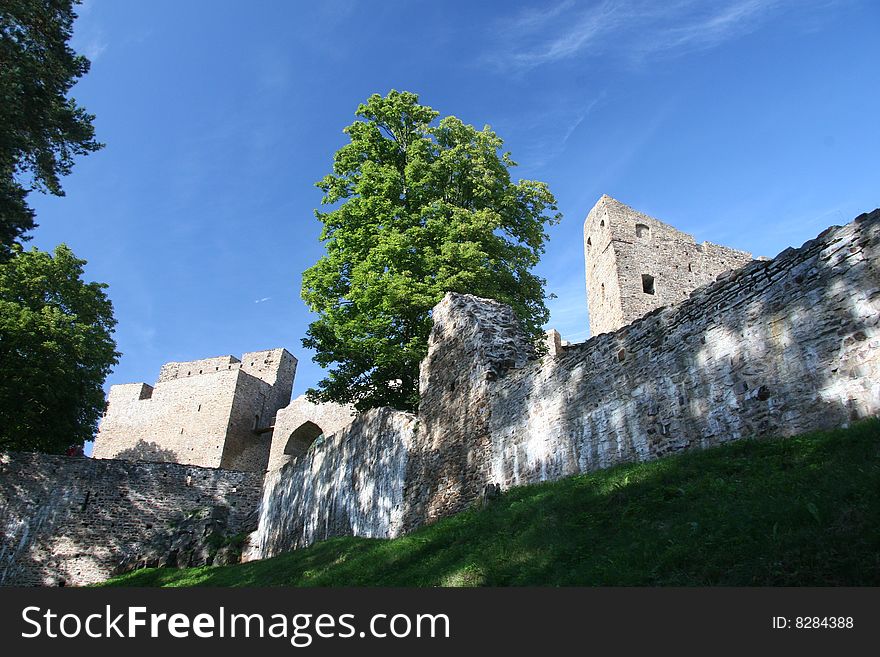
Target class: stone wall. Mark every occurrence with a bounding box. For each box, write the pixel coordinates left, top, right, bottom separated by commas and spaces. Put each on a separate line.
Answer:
93, 369, 241, 467
8, 208, 878, 578
585, 196, 754, 336
251, 407, 415, 559
484, 209, 880, 490
239, 349, 299, 424
0, 453, 263, 586
402, 294, 535, 527
251, 209, 880, 553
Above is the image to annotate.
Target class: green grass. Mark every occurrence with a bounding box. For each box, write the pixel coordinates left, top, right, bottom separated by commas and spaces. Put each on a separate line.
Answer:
99, 420, 880, 587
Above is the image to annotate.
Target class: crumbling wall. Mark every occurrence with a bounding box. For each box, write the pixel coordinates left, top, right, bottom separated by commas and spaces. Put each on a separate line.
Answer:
490, 210, 880, 488
252, 407, 415, 559
250, 210, 880, 554
402, 294, 534, 528
10, 210, 878, 576
585, 196, 754, 336
0, 453, 262, 586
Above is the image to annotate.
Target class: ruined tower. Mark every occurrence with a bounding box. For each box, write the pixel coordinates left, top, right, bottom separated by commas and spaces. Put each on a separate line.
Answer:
92, 348, 297, 472
584, 195, 753, 336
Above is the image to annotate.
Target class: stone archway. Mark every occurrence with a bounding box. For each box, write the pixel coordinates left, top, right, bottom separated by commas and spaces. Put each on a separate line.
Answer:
283, 421, 324, 459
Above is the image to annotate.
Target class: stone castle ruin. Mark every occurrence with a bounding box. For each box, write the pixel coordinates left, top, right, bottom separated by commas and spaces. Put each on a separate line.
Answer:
92, 348, 357, 474
2, 196, 879, 586
92, 349, 299, 471
584, 195, 754, 336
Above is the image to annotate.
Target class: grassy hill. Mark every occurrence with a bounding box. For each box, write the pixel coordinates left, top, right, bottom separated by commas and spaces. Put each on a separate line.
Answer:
100, 419, 880, 587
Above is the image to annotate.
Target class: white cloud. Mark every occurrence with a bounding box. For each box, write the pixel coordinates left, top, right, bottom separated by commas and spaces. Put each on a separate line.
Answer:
487, 0, 790, 71
71, 7, 108, 63
81, 37, 108, 62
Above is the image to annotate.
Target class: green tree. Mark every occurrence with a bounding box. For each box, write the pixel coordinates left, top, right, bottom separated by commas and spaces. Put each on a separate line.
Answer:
0, 0, 103, 256
0, 244, 118, 453
302, 90, 560, 412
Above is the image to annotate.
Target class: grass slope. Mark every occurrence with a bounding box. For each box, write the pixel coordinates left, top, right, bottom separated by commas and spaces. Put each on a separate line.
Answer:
101, 420, 880, 587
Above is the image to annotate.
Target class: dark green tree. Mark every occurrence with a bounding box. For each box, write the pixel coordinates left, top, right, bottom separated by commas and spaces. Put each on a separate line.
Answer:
0, 244, 118, 453
0, 0, 103, 256
302, 90, 560, 412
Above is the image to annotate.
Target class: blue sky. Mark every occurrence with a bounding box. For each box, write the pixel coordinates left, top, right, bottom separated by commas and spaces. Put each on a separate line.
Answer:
27, 0, 880, 432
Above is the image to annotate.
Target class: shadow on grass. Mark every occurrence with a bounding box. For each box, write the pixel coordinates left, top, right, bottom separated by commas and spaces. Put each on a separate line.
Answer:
99, 419, 880, 587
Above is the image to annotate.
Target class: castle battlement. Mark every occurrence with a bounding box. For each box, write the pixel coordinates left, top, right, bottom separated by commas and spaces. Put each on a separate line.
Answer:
157, 355, 242, 382
93, 349, 297, 472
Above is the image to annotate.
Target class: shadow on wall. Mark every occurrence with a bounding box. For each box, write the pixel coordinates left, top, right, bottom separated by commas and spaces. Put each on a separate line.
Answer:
0, 457, 172, 586
485, 211, 880, 493
0, 454, 261, 586
113, 441, 179, 464
253, 407, 415, 559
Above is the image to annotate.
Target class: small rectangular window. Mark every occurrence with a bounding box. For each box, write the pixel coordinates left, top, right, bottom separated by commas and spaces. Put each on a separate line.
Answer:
642, 274, 655, 295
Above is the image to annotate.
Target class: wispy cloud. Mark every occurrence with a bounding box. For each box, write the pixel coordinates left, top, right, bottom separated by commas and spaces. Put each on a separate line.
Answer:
500, 92, 604, 172
486, 0, 789, 71
81, 36, 108, 62
71, 5, 108, 62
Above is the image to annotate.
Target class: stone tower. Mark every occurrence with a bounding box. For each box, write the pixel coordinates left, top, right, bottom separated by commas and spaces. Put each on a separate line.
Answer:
93, 348, 296, 472
584, 195, 753, 336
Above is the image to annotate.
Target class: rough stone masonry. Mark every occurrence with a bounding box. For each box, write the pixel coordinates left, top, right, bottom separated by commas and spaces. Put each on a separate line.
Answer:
92, 349, 297, 472
584, 195, 754, 337
2, 197, 879, 582
253, 205, 880, 558
0, 453, 262, 586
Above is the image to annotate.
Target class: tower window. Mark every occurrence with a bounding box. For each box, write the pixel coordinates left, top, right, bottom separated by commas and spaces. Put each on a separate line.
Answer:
635, 223, 650, 238
642, 274, 655, 295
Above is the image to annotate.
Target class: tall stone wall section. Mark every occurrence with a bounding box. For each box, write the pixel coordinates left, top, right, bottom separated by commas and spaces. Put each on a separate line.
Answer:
585, 195, 754, 336
402, 294, 535, 527
487, 209, 880, 489
251, 209, 880, 554
0, 453, 262, 586
220, 368, 275, 472
252, 408, 415, 559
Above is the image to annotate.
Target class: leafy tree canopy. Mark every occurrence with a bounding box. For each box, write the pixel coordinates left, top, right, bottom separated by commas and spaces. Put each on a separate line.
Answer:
0, 244, 118, 453
0, 0, 103, 255
302, 90, 561, 412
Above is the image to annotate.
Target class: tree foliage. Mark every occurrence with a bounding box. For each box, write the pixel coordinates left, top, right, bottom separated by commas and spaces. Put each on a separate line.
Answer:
302, 90, 560, 411
0, 0, 103, 255
0, 244, 118, 453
